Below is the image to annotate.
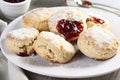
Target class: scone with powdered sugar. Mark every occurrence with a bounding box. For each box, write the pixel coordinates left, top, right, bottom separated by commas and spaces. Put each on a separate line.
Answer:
5, 28, 39, 56
48, 7, 87, 41
33, 31, 76, 63
22, 8, 53, 31
77, 26, 119, 60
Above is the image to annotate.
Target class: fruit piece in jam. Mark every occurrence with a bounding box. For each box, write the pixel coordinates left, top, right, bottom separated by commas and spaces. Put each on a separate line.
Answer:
56, 19, 84, 40
86, 16, 105, 24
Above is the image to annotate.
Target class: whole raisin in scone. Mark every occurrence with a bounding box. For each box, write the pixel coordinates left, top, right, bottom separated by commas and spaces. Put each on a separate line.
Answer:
77, 26, 119, 60
5, 28, 39, 56
33, 31, 76, 63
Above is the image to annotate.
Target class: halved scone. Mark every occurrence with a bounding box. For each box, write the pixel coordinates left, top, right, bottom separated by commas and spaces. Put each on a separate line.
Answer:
85, 13, 110, 29
48, 7, 87, 41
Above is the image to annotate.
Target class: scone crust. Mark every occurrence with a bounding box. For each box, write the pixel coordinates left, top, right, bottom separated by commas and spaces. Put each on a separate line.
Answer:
33, 31, 76, 63
22, 8, 53, 31
77, 26, 119, 60
5, 28, 39, 55
6, 36, 33, 55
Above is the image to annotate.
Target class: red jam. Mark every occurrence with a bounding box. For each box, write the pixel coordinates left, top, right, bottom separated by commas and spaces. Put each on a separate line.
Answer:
57, 19, 84, 40
18, 53, 29, 57
86, 17, 105, 24
82, 0, 92, 6
4, 0, 25, 3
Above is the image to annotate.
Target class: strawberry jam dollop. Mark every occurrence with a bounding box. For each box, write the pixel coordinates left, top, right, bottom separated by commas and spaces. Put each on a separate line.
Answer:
86, 17, 105, 24
56, 19, 84, 40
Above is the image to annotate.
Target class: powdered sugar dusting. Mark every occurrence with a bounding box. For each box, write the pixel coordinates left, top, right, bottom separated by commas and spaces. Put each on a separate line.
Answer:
40, 31, 75, 53
66, 10, 82, 21
9, 28, 39, 40
49, 8, 82, 28
87, 26, 114, 47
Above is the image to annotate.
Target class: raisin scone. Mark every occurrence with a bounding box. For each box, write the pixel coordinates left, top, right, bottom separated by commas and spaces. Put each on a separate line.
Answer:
85, 13, 110, 28
22, 8, 53, 31
48, 7, 87, 41
33, 31, 76, 63
5, 28, 39, 56
77, 26, 119, 60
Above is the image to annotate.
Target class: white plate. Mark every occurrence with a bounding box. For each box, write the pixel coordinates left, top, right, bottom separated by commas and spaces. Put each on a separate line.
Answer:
1, 7, 120, 78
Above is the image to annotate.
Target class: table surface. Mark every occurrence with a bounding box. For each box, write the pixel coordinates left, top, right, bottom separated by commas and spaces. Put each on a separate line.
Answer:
1, 0, 120, 80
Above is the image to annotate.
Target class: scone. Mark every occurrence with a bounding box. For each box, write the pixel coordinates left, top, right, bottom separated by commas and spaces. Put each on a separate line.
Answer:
22, 8, 53, 31
33, 31, 76, 63
77, 26, 119, 60
85, 13, 110, 28
5, 28, 39, 56
48, 7, 87, 41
